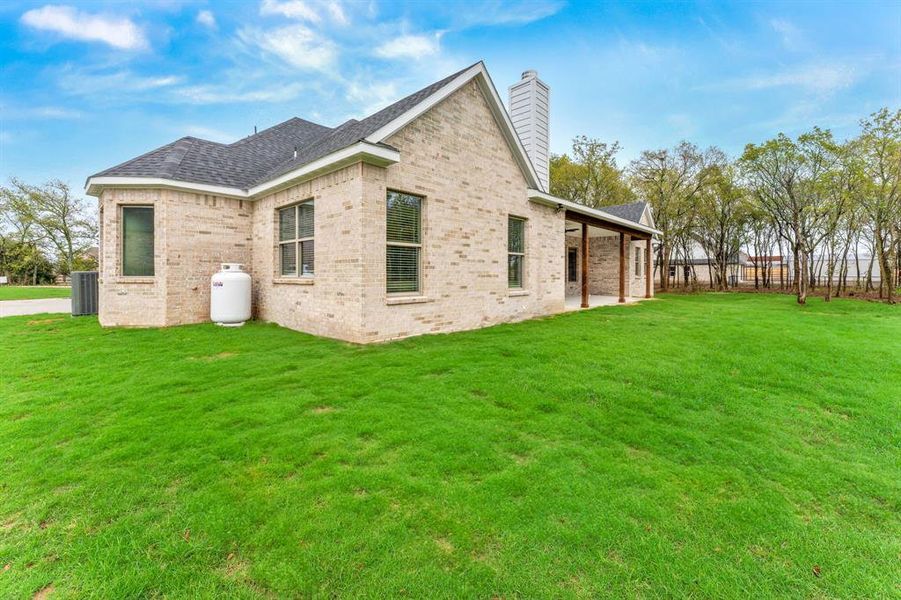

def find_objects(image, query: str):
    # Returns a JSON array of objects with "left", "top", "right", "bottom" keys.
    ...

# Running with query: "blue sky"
[{"left": 1, "top": 0, "right": 899, "bottom": 190}]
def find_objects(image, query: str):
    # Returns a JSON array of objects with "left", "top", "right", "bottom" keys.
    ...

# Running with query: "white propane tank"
[{"left": 211, "top": 263, "right": 251, "bottom": 327}]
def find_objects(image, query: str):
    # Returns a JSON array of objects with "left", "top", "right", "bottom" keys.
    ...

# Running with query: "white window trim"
[
  {"left": 386, "top": 191, "right": 423, "bottom": 296},
  {"left": 278, "top": 200, "right": 314, "bottom": 278},
  {"left": 508, "top": 216, "right": 526, "bottom": 289}
]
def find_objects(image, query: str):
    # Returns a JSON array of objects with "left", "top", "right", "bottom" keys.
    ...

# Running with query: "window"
[
  {"left": 278, "top": 201, "right": 314, "bottom": 277},
  {"left": 508, "top": 216, "right": 525, "bottom": 288},
  {"left": 122, "top": 206, "right": 154, "bottom": 276},
  {"left": 386, "top": 191, "right": 422, "bottom": 293},
  {"left": 635, "top": 247, "right": 642, "bottom": 277},
  {"left": 567, "top": 248, "right": 578, "bottom": 282}
]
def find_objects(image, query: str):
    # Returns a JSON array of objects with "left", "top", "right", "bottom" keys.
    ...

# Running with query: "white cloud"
[
  {"left": 346, "top": 80, "right": 398, "bottom": 115},
  {"left": 238, "top": 25, "right": 336, "bottom": 70},
  {"left": 770, "top": 18, "right": 805, "bottom": 51},
  {"left": 734, "top": 65, "right": 856, "bottom": 94},
  {"left": 260, "top": 0, "right": 320, "bottom": 22},
  {"left": 196, "top": 10, "right": 217, "bottom": 30},
  {"left": 20, "top": 5, "right": 148, "bottom": 50},
  {"left": 3, "top": 105, "right": 84, "bottom": 119},
  {"left": 375, "top": 33, "right": 442, "bottom": 60},
  {"left": 452, "top": 0, "right": 563, "bottom": 27},
  {"left": 173, "top": 82, "right": 310, "bottom": 104},
  {"left": 259, "top": 0, "right": 350, "bottom": 24},
  {"left": 56, "top": 68, "right": 184, "bottom": 97},
  {"left": 324, "top": 1, "right": 348, "bottom": 25}
]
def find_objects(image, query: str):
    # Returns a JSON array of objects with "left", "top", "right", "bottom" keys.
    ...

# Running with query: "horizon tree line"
[{"left": 550, "top": 107, "right": 901, "bottom": 304}]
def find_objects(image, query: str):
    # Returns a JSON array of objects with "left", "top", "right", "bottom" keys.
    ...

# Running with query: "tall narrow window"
[
  {"left": 278, "top": 200, "right": 314, "bottom": 277},
  {"left": 508, "top": 216, "right": 525, "bottom": 288},
  {"left": 386, "top": 191, "right": 422, "bottom": 293},
  {"left": 635, "top": 247, "right": 642, "bottom": 277},
  {"left": 122, "top": 206, "right": 154, "bottom": 276},
  {"left": 567, "top": 248, "right": 578, "bottom": 282}
]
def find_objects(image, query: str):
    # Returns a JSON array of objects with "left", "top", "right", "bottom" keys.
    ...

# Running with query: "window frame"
[
  {"left": 567, "top": 247, "right": 578, "bottom": 283},
  {"left": 386, "top": 190, "right": 423, "bottom": 295},
  {"left": 635, "top": 247, "right": 642, "bottom": 277},
  {"left": 507, "top": 215, "right": 526, "bottom": 289},
  {"left": 277, "top": 199, "right": 315, "bottom": 278},
  {"left": 120, "top": 204, "right": 155, "bottom": 277}
]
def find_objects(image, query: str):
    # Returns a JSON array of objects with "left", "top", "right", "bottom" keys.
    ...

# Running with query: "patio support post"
[
  {"left": 646, "top": 237, "right": 653, "bottom": 298},
  {"left": 619, "top": 232, "right": 626, "bottom": 303},
  {"left": 580, "top": 222, "right": 589, "bottom": 308}
]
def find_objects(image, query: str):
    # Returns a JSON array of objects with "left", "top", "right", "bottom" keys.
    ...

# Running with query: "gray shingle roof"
[
  {"left": 598, "top": 201, "right": 648, "bottom": 224},
  {"left": 90, "top": 63, "right": 477, "bottom": 191}
]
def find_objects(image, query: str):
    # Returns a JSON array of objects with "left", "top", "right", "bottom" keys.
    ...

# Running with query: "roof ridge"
[
  {"left": 231, "top": 116, "right": 331, "bottom": 147},
  {"left": 160, "top": 137, "right": 197, "bottom": 178}
]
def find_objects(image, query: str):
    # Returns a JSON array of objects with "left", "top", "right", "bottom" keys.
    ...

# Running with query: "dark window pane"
[
  {"left": 508, "top": 217, "right": 524, "bottom": 253},
  {"left": 387, "top": 245, "right": 419, "bottom": 293},
  {"left": 568, "top": 248, "right": 577, "bottom": 282},
  {"left": 387, "top": 191, "right": 421, "bottom": 244},
  {"left": 122, "top": 206, "right": 154, "bottom": 276},
  {"left": 298, "top": 202, "right": 314, "bottom": 239},
  {"left": 508, "top": 254, "right": 523, "bottom": 288},
  {"left": 280, "top": 243, "right": 297, "bottom": 276},
  {"left": 300, "top": 240, "right": 314, "bottom": 276},
  {"left": 279, "top": 206, "right": 296, "bottom": 241}
]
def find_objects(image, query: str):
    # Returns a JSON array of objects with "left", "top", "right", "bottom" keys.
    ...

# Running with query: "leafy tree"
[
  {"left": 857, "top": 108, "right": 901, "bottom": 303},
  {"left": 549, "top": 136, "right": 635, "bottom": 208},
  {"left": 0, "top": 179, "right": 97, "bottom": 276},
  {"left": 739, "top": 129, "right": 840, "bottom": 304},
  {"left": 629, "top": 142, "right": 720, "bottom": 291},
  {"left": 0, "top": 235, "right": 55, "bottom": 284},
  {"left": 693, "top": 163, "right": 750, "bottom": 291}
]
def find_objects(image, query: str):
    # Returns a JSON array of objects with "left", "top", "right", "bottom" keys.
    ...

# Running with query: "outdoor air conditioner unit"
[{"left": 71, "top": 271, "right": 99, "bottom": 316}]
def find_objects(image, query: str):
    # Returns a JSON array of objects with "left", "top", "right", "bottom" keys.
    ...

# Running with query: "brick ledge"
[
  {"left": 386, "top": 295, "right": 430, "bottom": 306},
  {"left": 273, "top": 278, "right": 314, "bottom": 286}
]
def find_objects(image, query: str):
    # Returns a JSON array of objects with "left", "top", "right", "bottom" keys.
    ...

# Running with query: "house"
[{"left": 85, "top": 62, "right": 659, "bottom": 343}]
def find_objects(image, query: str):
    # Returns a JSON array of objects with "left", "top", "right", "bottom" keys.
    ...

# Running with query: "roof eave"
[
  {"left": 528, "top": 189, "right": 663, "bottom": 237},
  {"left": 85, "top": 141, "right": 400, "bottom": 200}
]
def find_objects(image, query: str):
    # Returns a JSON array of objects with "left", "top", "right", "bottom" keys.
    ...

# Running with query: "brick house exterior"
[{"left": 88, "top": 62, "right": 659, "bottom": 343}]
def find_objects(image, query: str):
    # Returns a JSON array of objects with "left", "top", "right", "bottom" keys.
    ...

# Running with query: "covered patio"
[
  {"left": 529, "top": 190, "right": 660, "bottom": 310},
  {"left": 563, "top": 207, "right": 657, "bottom": 309}
]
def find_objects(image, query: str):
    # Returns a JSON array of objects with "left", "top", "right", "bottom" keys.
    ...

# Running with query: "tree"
[
  {"left": 738, "top": 129, "right": 840, "bottom": 304},
  {"left": 0, "top": 235, "right": 55, "bottom": 284},
  {"left": 0, "top": 179, "right": 98, "bottom": 276},
  {"left": 693, "top": 163, "right": 750, "bottom": 291},
  {"left": 630, "top": 142, "right": 720, "bottom": 291},
  {"left": 549, "top": 136, "right": 635, "bottom": 208},
  {"left": 857, "top": 108, "right": 901, "bottom": 303}
]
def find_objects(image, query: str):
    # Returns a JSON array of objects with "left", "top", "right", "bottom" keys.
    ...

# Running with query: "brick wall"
[
  {"left": 563, "top": 232, "right": 650, "bottom": 299},
  {"left": 354, "top": 80, "right": 565, "bottom": 342},
  {"left": 251, "top": 164, "right": 368, "bottom": 341},
  {"left": 97, "top": 189, "right": 252, "bottom": 327}
]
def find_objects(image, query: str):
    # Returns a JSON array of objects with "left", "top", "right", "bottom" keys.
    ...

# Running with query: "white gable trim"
[
  {"left": 86, "top": 142, "right": 399, "bottom": 199},
  {"left": 363, "top": 62, "right": 544, "bottom": 192},
  {"left": 640, "top": 203, "right": 656, "bottom": 229}
]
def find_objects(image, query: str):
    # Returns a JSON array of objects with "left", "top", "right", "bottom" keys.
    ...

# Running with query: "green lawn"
[
  {"left": 1, "top": 294, "right": 898, "bottom": 598},
  {"left": 0, "top": 286, "right": 70, "bottom": 301}
]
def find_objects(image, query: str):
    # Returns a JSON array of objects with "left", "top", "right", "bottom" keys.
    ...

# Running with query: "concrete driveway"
[{"left": 0, "top": 298, "right": 72, "bottom": 317}]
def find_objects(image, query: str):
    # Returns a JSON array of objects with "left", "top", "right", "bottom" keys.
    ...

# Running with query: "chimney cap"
[{"left": 521, "top": 69, "right": 538, "bottom": 80}]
